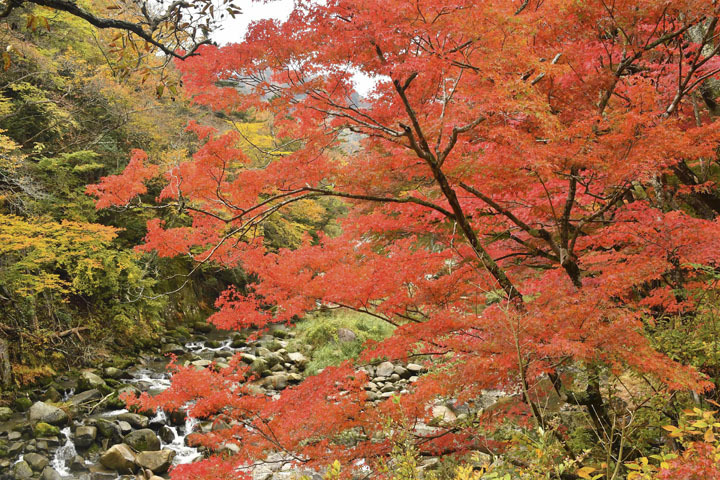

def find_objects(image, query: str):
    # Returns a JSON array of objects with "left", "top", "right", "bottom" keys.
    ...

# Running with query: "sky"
[
  {"left": 211, "top": 0, "right": 379, "bottom": 96},
  {"left": 212, "top": 0, "right": 295, "bottom": 46}
]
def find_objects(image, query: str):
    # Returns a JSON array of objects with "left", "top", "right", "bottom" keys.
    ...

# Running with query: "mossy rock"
[
  {"left": 33, "top": 422, "right": 60, "bottom": 437},
  {"left": 13, "top": 397, "right": 32, "bottom": 412}
]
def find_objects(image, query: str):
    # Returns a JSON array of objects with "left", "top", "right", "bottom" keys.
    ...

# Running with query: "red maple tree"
[{"left": 89, "top": 0, "right": 720, "bottom": 477}]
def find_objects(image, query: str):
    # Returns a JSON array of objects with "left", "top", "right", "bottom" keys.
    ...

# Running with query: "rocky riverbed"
[{"left": 0, "top": 322, "right": 436, "bottom": 480}]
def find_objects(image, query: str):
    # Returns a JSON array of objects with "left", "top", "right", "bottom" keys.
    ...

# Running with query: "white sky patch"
[{"left": 211, "top": 0, "right": 379, "bottom": 96}]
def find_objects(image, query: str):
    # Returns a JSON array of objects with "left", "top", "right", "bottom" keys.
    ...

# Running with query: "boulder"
[
  {"left": 99, "top": 443, "right": 137, "bottom": 473},
  {"left": 43, "top": 387, "right": 62, "bottom": 403},
  {"left": 159, "top": 426, "right": 175, "bottom": 444},
  {"left": 13, "top": 396, "right": 32, "bottom": 412},
  {"left": 74, "top": 425, "right": 97, "bottom": 448},
  {"left": 406, "top": 363, "right": 424, "bottom": 374},
  {"left": 13, "top": 460, "right": 33, "bottom": 479},
  {"left": 124, "top": 429, "right": 160, "bottom": 451},
  {"left": 41, "top": 466, "right": 62, "bottom": 480},
  {"left": 24, "top": 452, "right": 50, "bottom": 471},
  {"left": 68, "top": 389, "right": 102, "bottom": 407},
  {"left": 95, "top": 419, "right": 122, "bottom": 443},
  {"left": 135, "top": 449, "right": 176, "bottom": 473},
  {"left": 77, "top": 371, "right": 106, "bottom": 392},
  {"left": 103, "top": 367, "right": 124, "bottom": 379},
  {"left": 28, "top": 402, "right": 68, "bottom": 426},
  {"left": 336, "top": 328, "right": 358, "bottom": 342},
  {"left": 161, "top": 344, "right": 185, "bottom": 355},
  {"left": 375, "top": 361, "right": 395, "bottom": 378},
  {"left": 0, "top": 406, "right": 12, "bottom": 421},
  {"left": 70, "top": 454, "right": 86, "bottom": 472},
  {"left": 116, "top": 413, "right": 149, "bottom": 429},
  {"left": 287, "top": 352, "right": 308, "bottom": 368},
  {"left": 261, "top": 374, "right": 289, "bottom": 390},
  {"left": 193, "top": 322, "right": 212, "bottom": 333}
]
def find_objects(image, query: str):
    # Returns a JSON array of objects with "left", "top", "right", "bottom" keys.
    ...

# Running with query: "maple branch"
[{"left": 3, "top": 0, "right": 212, "bottom": 59}]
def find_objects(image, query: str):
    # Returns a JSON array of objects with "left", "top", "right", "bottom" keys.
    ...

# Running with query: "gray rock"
[
  {"left": 41, "top": 466, "right": 62, "bottom": 480},
  {"left": 8, "top": 430, "right": 22, "bottom": 441},
  {"left": 74, "top": 425, "right": 97, "bottom": 448},
  {"left": 0, "top": 406, "right": 12, "bottom": 421},
  {"left": 24, "top": 452, "right": 50, "bottom": 471},
  {"left": 95, "top": 419, "right": 122, "bottom": 443},
  {"left": 375, "top": 361, "right": 395, "bottom": 377},
  {"left": 103, "top": 367, "right": 123, "bottom": 379},
  {"left": 8, "top": 441, "right": 24, "bottom": 455},
  {"left": 117, "top": 421, "right": 132, "bottom": 434},
  {"left": 336, "top": 328, "right": 357, "bottom": 342},
  {"left": 135, "top": 449, "right": 175, "bottom": 473},
  {"left": 394, "top": 365, "right": 410, "bottom": 378},
  {"left": 99, "top": 443, "right": 137, "bottom": 473},
  {"left": 68, "top": 389, "right": 102, "bottom": 407},
  {"left": 123, "top": 429, "right": 160, "bottom": 451},
  {"left": 13, "top": 460, "right": 33, "bottom": 479},
  {"left": 77, "top": 371, "right": 106, "bottom": 392},
  {"left": 159, "top": 426, "right": 175, "bottom": 444},
  {"left": 261, "top": 374, "right": 288, "bottom": 390},
  {"left": 406, "top": 363, "right": 424, "bottom": 373},
  {"left": 116, "top": 413, "right": 149, "bottom": 429},
  {"left": 70, "top": 455, "right": 86, "bottom": 472},
  {"left": 161, "top": 343, "right": 185, "bottom": 355},
  {"left": 287, "top": 352, "right": 308, "bottom": 368},
  {"left": 28, "top": 402, "right": 68, "bottom": 426}
]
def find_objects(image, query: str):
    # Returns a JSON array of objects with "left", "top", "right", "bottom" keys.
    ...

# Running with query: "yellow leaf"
[
  {"left": 577, "top": 467, "right": 596, "bottom": 479},
  {"left": 705, "top": 428, "right": 715, "bottom": 443}
]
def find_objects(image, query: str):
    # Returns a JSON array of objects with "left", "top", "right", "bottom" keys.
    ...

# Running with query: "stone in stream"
[
  {"left": 123, "top": 428, "right": 160, "bottom": 451},
  {"left": 375, "top": 361, "right": 395, "bottom": 378},
  {"left": 24, "top": 452, "right": 50, "bottom": 471},
  {"left": 8, "top": 430, "right": 22, "bottom": 440},
  {"left": 77, "top": 371, "right": 106, "bottom": 392},
  {"left": 262, "top": 374, "right": 289, "bottom": 390},
  {"left": 287, "top": 352, "right": 308, "bottom": 368},
  {"left": 94, "top": 419, "right": 122, "bottom": 445},
  {"left": 161, "top": 343, "right": 185, "bottom": 355},
  {"left": 74, "top": 425, "right": 97, "bottom": 448},
  {"left": 103, "top": 367, "right": 124, "bottom": 379},
  {"left": 70, "top": 454, "right": 87, "bottom": 472},
  {"left": 33, "top": 422, "right": 60, "bottom": 438},
  {"left": 68, "top": 389, "right": 102, "bottom": 407},
  {"left": 28, "top": 401, "right": 68, "bottom": 426},
  {"left": 41, "top": 466, "right": 63, "bottom": 480},
  {"left": 135, "top": 449, "right": 176, "bottom": 473},
  {"left": 193, "top": 321, "right": 212, "bottom": 333},
  {"left": 0, "top": 406, "right": 12, "bottom": 421},
  {"left": 159, "top": 425, "right": 175, "bottom": 444},
  {"left": 99, "top": 443, "right": 137, "bottom": 473},
  {"left": 117, "top": 421, "right": 132, "bottom": 435},
  {"left": 117, "top": 412, "right": 149, "bottom": 429},
  {"left": 8, "top": 441, "right": 24, "bottom": 456},
  {"left": 13, "top": 460, "right": 33, "bottom": 479},
  {"left": 43, "top": 387, "right": 62, "bottom": 403}
]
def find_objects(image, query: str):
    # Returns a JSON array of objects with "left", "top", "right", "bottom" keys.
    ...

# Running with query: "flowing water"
[{"left": 44, "top": 333, "right": 247, "bottom": 479}]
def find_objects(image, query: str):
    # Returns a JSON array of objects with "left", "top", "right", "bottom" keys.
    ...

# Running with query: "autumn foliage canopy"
[{"left": 89, "top": 0, "right": 720, "bottom": 477}]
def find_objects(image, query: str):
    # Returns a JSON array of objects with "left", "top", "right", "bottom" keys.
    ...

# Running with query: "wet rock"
[
  {"left": 70, "top": 454, "right": 87, "bottom": 471},
  {"left": 168, "top": 409, "right": 186, "bottom": 425},
  {"left": 375, "top": 361, "right": 395, "bottom": 378},
  {"left": 24, "top": 452, "right": 50, "bottom": 471},
  {"left": 336, "top": 328, "right": 357, "bottom": 342},
  {"left": 99, "top": 443, "right": 137, "bottom": 473},
  {"left": 8, "top": 430, "right": 22, "bottom": 441},
  {"left": 123, "top": 429, "right": 160, "bottom": 451},
  {"left": 117, "top": 413, "right": 149, "bottom": 429},
  {"left": 0, "top": 407, "right": 12, "bottom": 421},
  {"left": 78, "top": 372, "right": 106, "bottom": 392},
  {"left": 90, "top": 472, "right": 118, "bottom": 480},
  {"left": 135, "top": 449, "right": 175, "bottom": 473},
  {"left": 75, "top": 425, "right": 97, "bottom": 448},
  {"left": 250, "top": 358, "right": 269, "bottom": 376},
  {"left": 41, "top": 466, "right": 62, "bottom": 480},
  {"left": 13, "top": 460, "right": 33, "bottom": 479},
  {"left": 94, "top": 419, "right": 122, "bottom": 445},
  {"left": 159, "top": 426, "right": 175, "bottom": 444},
  {"left": 28, "top": 402, "right": 68, "bottom": 426}
]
